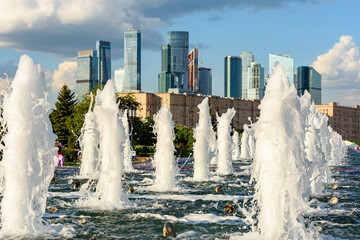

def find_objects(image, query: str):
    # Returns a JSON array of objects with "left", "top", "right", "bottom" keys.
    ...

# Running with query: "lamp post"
[{"left": 128, "top": 107, "right": 136, "bottom": 146}]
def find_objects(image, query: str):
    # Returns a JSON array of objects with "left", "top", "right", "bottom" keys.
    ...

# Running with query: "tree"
[
  {"left": 49, "top": 85, "right": 77, "bottom": 147},
  {"left": 132, "top": 117, "right": 156, "bottom": 146},
  {"left": 117, "top": 93, "right": 141, "bottom": 111},
  {"left": 174, "top": 125, "right": 195, "bottom": 157}
]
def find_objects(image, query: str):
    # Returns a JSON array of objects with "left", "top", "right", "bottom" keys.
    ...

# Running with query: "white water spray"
[
  {"left": 232, "top": 131, "right": 241, "bottom": 160},
  {"left": 122, "top": 109, "right": 135, "bottom": 172},
  {"left": 216, "top": 108, "right": 236, "bottom": 175},
  {"left": 152, "top": 104, "right": 177, "bottom": 192},
  {"left": 79, "top": 80, "right": 127, "bottom": 209},
  {"left": 0, "top": 55, "right": 55, "bottom": 236},
  {"left": 193, "top": 97, "right": 216, "bottom": 181},
  {"left": 247, "top": 65, "right": 311, "bottom": 239},
  {"left": 79, "top": 94, "right": 99, "bottom": 179}
]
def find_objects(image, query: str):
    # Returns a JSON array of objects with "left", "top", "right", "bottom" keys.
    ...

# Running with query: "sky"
[{"left": 0, "top": 0, "right": 359, "bottom": 107}]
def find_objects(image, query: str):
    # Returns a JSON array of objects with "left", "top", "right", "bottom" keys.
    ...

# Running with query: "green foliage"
[
  {"left": 134, "top": 145, "right": 155, "bottom": 156},
  {"left": 62, "top": 147, "right": 78, "bottom": 163},
  {"left": 49, "top": 85, "right": 77, "bottom": 146},
  {"left": 132, "top": 117, "right": 156, "bottom": 146},
  {"left": 347, "top": 139, "right": 360, "bottom": 146},
  {"left": 174, "top": 125, "right": 194, "bottom": 157},
  {"left": 117, "top": 93, "right": 141, "bottom": 111}
]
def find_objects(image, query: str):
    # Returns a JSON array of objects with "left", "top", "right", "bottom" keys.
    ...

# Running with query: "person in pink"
[
  {"left": 58, "top": 151, "right": 65, "bottom": 166},
  {"left": 53, "top": 154, "right": 59, "bottom": 166}
]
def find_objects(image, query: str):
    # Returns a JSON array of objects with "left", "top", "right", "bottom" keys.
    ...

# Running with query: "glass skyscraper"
[
  {"left": 240, "top": 50, "right": 254, "bottom": 99},
  {"left": 247, "top": 62, "right": 265, "bottom": 100},
  {"left": 198, "top": 67, "right": 212, "bottom": 95},
  {"left": 124, "top": 29, "right": 141, "bottom": 92},
  {"left": 188, "top": 47, "right": 199, "bottom": 91},
  {"left": 158, "top": 44, "right": 176, "bottom": 93},
  {"left": 76, "top": 50, "right": 97, "bottom": 99},
  {"left": 167, "top": 31, "right": 189, "bottom": 89},
  {"left": 114, "top": 67, "right": 125, "bottom": 92},
  {"left": 224, "top": 56, "right": 242, "bottom": 98},
  {"left": 297, "top": 66, "right": 322, "bottom": 104},
  {"left": 96, "top": 40, "right": 111, "bottom": 86},
  {"left": 269, "top": 53, "right": 294, "bottom": 84}
]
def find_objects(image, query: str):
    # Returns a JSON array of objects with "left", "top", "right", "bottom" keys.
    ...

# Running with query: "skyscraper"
[
  {"left": 167, "top": 31, "right": 189, "bottom": 89},
  {"left": 75, "top": 50, "right": 97, "bottom": 99},
  {"left": 246, "top": 62, "right": 265, "bottom": 100},
  {"left": 188, "top": 47, "right": 199, "bottom": 91},
  {"left": 297, "top": 66, "right": 322, "bottom": 104},
  {"left": 114, "top": 67, "right": 125, "bottom": 92},
  {"left": 269, "top": 53, "right": 294, "bottom": 84},
  {"left": 198, "top": 67, "right": 212, "bottom": 95},
  {"left": 124, "top": 29, "right": 141, "bottom": 91},
  {"left": 158, "top": 44, "right": 176, "bottom": 93},
  {"left": 96, "top": 40, "right": 111, "bottom": 86},
  {"left": 224, "top": 56, "right": 242, "bottom": 98},
  {"left": 240, "top": 50, "right": 255, "bottom": 98}
]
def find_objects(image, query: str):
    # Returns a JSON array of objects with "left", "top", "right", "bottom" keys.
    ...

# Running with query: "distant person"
[{"left": 58, "top": 151, "right": 65, "bottom": 166}]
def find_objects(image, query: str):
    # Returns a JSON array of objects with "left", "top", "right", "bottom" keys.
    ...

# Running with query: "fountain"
[
  {"left": 193, "top": 97, "right": 216, "bottom": 181},
  {"left": 0, "top": 55, "right": 55, "bottom": 236},
  {"left": 245, "top": 64, "right": 312, "bottom": 239},
  {"left": 122, "top": 109, "right": 135, "bottom": 172},
  {"left": 216, "top": 108, "right": 236, "bottom": 175},
  {"left": 79, "top": 80, "right": 127, "bottom": 209},
  {"left": 328, "top": 127, "right": 346, "bottom": 165},
  {"left": 232, "top": 131, "right": 240, "bottom": 160},
  {"left": 79, "top": 94, "right": 100, "bottom": 179},
  {"left": 240, "top": 123, "right": 255, "bottom": 160},
  {"left": 151, "top": 104, "right": 177, "bottom": 191}
]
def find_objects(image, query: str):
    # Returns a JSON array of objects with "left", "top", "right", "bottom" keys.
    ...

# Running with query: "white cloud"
[
  {"left": 51, "top": 61, "right": 77, "bottom": 92},
  {"left": 312, "top": 35, "right": 360, "bottom": 88}
]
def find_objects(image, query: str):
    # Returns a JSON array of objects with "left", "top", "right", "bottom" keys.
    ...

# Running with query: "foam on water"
[
  {"left": 151, "top": 104, "right": 177, "bottom": 191},
  {"left": 79, "top": 94, "right": 99, "bottom": 179},
  {"left": 0, "top": 55, "right": 56, "bottom": 236},
  {"left": 122, "top": 109, "right": 135, "bottom": 172},
  {"left": 193, "top": 97, "right": 216, "bottom": 181},
  {"left": 216, "top": 108, "right": 236, "bottom": 175},
  {"left": 78, "top": 80, "right": 127, "bottom": 210}
]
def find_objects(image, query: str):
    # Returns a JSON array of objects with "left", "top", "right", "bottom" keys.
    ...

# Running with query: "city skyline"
[{"left": 0, "top": 0, "right": 359, "bottom": 106}]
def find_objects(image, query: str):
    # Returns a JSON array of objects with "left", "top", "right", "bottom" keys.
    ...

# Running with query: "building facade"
[
  {"left": 76, "top": 50, "right": 97, "bottom": 99},
  {"left": 240, "top": 51, "right": 255, "bottom": 99},
  {"left": 224, "top": 56, "right": 242, "bottom": 98},
  {"left": 269, "top": 53, "right": 294, "bottom": 84},
  {"left": 198, "top": 67, "right": 212, "bottom": 95},
  {"left": 188, "top": 47, "right": 199, "bottom": 91},
  {"left": 124, "top": 29, "right": 141, "bottom": 92},
  {"left": 96, "top": 40, "right": 111, "bottom": 86},
  {"left": 297, "top": 66, "right": 321, "bottom": 104},
  {"left": 246, "top": 62, "right": 265, "bottom": 100},
  {"left": 316, "top": 102, "right": 360, "bottom": 140},
  {"left": 118, "top": 91, "right": 260, "bottom": 130}
]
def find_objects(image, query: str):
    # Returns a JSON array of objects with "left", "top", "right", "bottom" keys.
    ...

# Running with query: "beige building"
[
  {"left": 316, "top": 102, "right": 360, "bottom": 140},
  {"left": 118, "top": 91, "right": 260, "bottom": 130}
]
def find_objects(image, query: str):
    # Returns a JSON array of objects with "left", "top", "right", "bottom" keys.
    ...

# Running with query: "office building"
[
  {"left": 96, "top": 40, "right": 111, "bottom": 86},
  {"left": 114, "top": 68, "right": 125, "bottom": 92},
  {"left": 224, "top": 56, "right": 242, "bottom": 98},
  {"left": 247, "top": 62, "right": 265, "bottom": 100},
  {"left": 124, "top": 29, "right": 141, "bottom": 91},
  {"left": 76, "top": 50, "right": 97, "bottom": 99},
  {"left": 240, "top": 51, "right": 255, "bottom": 98},
  {"left": 159, "top": 44, "right": 176, "bottom": 93},
  {"left": 188, "top": 47, "right": 199, "bottom": 91},
  {"left": 198, "top": 67, "right": 212, "bottom": 95},
  {"left": 297, "top": 66, "right": 321, "bottom": 104},
  {"left": 167, "top": 31, "right": 189, "bottom": 89},
  {"left": 269, "top": 53, "right": 294, "bottom": 84}
]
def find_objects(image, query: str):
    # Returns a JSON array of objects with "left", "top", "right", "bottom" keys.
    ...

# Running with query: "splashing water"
[
  {"left": 79, "top": 80, "right": 127, "bottom": 209},
  {"left": 245, "top": 64, "right": 312, "bottom": 239},
  {"left": 79, "top": 94, "right": 100, "bottom": 179},
  {"left": 122, "top": 109, "right": 135, "bottom": 172},
  {"left": 328, "top": 126, "right": 346, "bottom": 165},
  {"left": 193, "top": 97, "right": 216, "bottom": 181},
  {"left": 240, "top": 123, "right": 255, "bottom": 160},
  {"left": 151, "top": 104, "right": 177, "bottom": 191},
  {"left": 0, "top": 55, "right": 56, "bottom": 236},
  {"left": 216, "top": 108, "right": 236, "bottom": 175},
  {"left": 232, "top": 131, "right": 240, "bottom": 160}
]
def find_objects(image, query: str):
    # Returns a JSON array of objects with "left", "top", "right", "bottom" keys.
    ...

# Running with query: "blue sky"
[{"left": 0, "top": 0, "right": 359, "bottom": 106}]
